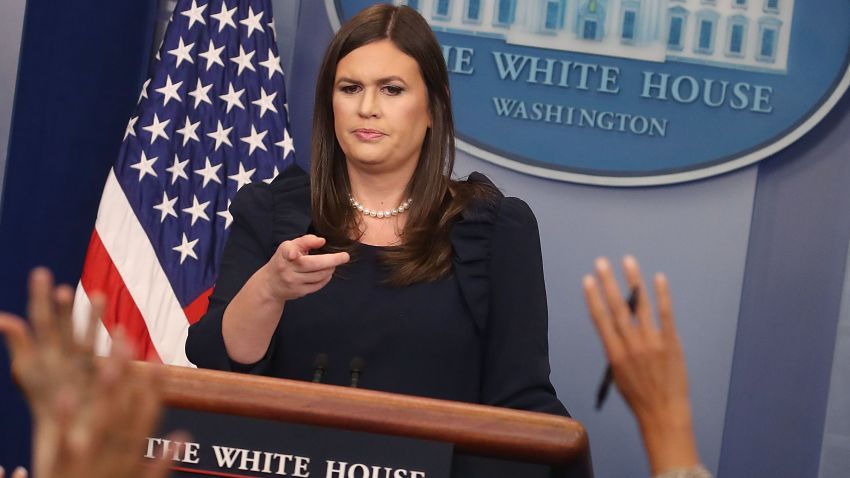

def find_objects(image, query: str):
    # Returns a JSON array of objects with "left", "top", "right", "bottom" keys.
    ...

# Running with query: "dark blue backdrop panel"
[
  {"left": 287, "top": 0, "right": 332, "bottom": 173},
  {"left": 0, "top": 0, "right": 157, "bottom": 470},
  {"left": 719, "top": 92, "right": 850, "bottom": 477}
]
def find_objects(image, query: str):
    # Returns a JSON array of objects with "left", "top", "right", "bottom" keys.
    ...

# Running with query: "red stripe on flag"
[
  {"left": 79, "top": 230, "right": 162, "bottom": 362},
  {"left": 184, "top": 287, "right": 212, "bottom": 325}
]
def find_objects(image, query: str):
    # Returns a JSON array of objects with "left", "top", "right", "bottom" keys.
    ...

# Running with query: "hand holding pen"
[{"left": 582, "top": 256, "right": 701, "bottom": 476}]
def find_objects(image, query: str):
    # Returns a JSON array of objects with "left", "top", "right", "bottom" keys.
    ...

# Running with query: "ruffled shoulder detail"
[
  {"left": 451, "top": 171, "right": 502, "bottom": 333},
  {"left": 269, "top": 164, "right": 312, "bottom": 244}
]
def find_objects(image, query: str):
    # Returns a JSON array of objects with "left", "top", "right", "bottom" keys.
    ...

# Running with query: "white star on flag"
[
  {"left": 198, "top": 39, "right": 224, "bottom": 71},
  {"left": 206, "top": 120, "right": 233, "bottom": 150},
  {"left": 173, "top": 233, "right": 199, "bottom": 264},
  {"left": 252, "top": 87, "right": 278, "bottom": 119},
  {"left": 259, "top": 49, "right": 283, "bottom": 79},
  {"left": 155, "top": 75, "right": 183, "bottom": 106},
  {"left": 217, "top": 199, "right": 233, "bottom": 228},
  {"left": 211, "top": 2, "right": 237, "bottom": 32},
  {"left": 124, "top": 116, "right": 138, "bottom": 140},
  {"left": 275, "top": 128, "right": 295, "bottom": 159},
  {"left": 138, "top": 78, "right": 151, "bottom": 103},
  {"left": 228, "top": 162, "right": 256, "bottom": 191},
  {"left": 263, "top": 165, "right": 279, "bottom": 184},
  {"left": 130, "top": 150, "right": 159, "bottom": 181},
  {"left": 240, "top": 6, "right": 264, "bottom": 37},
  {"left": 166, "top": 154, "right": 190, "bottom": 184},
  {"left": 188, "top": 78, "right": 213, "bottom": 108},
  {"left": 194, "top": 157, "right": 223, "bottom": 187},
  {"left": 142, "top": 113, "right": 170, "bottom": 144},
  {"left": 182, "top": 194, "right": 211, "bottom": 226},
  {"left": 176, "top": 117, "right": 200, "bottom": 146},
  {"left": 167, "top": 37, "right": 195, "bottom": 68},
  {"left": 230, "top": 46, "right": 256, "bottom": 76},
  {"left": 181, "top": 0, "right": 207, "bottom": 29},
  {"left": 240, "top": 125, "right": 268, "bottom": 155},
  {"left": 153, "top": 191, "right": 179, "bottom": 222},
  {"left": 219, "top": 83, "right": 245, "bottom": 113}
]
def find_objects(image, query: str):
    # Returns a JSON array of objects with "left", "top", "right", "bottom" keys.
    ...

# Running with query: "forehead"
[{"left": 335, "top": 39, "right": 422, "bottom": 81}]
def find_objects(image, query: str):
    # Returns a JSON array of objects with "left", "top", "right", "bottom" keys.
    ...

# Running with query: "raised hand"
[
  {"left": 0, "top": 268, "right": 173, "bottom": 478},
  {"left": 582, "top": 256, "right": 700, "bottom": 475}
]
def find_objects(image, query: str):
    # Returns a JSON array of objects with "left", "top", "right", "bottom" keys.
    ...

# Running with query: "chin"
[
  {"left": 346, "top": 155, "right": 388, "bottom": 168},
  {"left": 345, "top": 148, "right": 387, "bottom": 163}
]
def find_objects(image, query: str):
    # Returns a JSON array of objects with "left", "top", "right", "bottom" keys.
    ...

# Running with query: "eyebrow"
[{"left": 336, "top": 76, "right": 408, "bottom": 85}]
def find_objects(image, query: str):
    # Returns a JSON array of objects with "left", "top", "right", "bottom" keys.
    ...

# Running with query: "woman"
[{"left": 186, "top": 4, "right": 567, "bottom": 416}]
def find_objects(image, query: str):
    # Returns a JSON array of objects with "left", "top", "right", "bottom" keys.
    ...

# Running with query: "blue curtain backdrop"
[{"left": 0, "top": 0, "right": 157, "bottom": 469}]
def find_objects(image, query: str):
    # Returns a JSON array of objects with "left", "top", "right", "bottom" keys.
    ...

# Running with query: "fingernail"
[
  {"left": 595, "top": 257, "right": 608, "bottom": 270},
  {"left": 15, "top": 466, "right": 28, "bottom": 477}
]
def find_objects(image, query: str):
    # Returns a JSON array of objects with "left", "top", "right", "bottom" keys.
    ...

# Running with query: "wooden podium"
[{"left": 147, "top": 363, "right": 592, "bottom": 478}]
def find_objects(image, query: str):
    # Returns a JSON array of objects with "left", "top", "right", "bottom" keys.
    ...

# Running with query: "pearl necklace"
[{"left": 348, "top": 195, "right": 412, "bottom": 219}]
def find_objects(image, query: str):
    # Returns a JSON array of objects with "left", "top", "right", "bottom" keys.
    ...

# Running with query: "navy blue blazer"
[{"left": 186, "top": 165, "right": 568, "bottom": 417}]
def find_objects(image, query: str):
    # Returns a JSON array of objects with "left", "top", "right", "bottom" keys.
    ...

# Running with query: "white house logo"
[{"left": 327, "top": 0, "right": 850, "bottom": 186}]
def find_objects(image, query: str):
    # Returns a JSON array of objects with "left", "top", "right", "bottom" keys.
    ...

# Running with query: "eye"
[
  {"left": 382, "top": 85, "right": 404, "bottom": 96},
  {"left": 338, "top": 84, "right": 361, "bottom": 94}
]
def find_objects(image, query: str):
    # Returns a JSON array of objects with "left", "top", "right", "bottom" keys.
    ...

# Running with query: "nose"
[{"left": 357, "top": 88, "right": 380, "bottom": 118}]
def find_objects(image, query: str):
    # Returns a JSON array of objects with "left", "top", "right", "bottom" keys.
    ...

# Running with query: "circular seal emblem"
[{"left": 327, "top": 0, "right": 850, "bottom": 186}]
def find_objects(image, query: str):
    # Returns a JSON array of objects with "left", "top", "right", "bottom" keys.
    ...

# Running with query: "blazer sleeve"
[
  {"left": 185, "top": 181, "right": 277, "bottom": 373},
  {"left": 479, "top": 196, "right": 569, "bottom": 416}
]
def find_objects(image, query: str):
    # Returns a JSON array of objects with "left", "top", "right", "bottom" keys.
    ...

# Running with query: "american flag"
[{"left": 73, "top": 0, "right": 295, "bottom": 365}]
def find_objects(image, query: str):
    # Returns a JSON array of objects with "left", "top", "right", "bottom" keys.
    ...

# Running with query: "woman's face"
[{"left": 332, "top": 40, "right": 431, "bottom": 175}]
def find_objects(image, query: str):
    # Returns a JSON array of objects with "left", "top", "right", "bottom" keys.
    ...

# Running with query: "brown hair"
[{"left": 310, "top": 4, "right": 494, "bottom": 286}]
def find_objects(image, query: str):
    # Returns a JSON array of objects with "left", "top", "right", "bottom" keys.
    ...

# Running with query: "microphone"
[
  {"left": 349, "top": 356, "right": 366, "bottom": 388},
  {"left": 312, "top": 353, "right": 329, "bottom": 383}
]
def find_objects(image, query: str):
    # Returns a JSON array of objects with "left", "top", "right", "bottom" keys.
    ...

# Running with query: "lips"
[{"left": 353, "top": 128, "right": 386, "bottom": 141}]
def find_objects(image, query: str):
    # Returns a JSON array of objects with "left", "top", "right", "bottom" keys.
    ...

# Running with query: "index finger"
[
  {"left": 293, "top": 251, "right": 350, "bottom": 272},
  {"left": 582, "top": 275, "right": 624, "bottom": 361},
  {"left": 290, "top": 234, "right": 327, "bottom": 253},
  {"left": 595, "top": 256, "right": 632, "bottom": 317},
  {"left": 278, "top": 234, "right": 329, "bottom": 261}
]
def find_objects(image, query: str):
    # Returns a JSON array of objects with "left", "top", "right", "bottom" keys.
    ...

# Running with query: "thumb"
[{"left": 0, "top": 313, "right": 34, "bottom": 363}]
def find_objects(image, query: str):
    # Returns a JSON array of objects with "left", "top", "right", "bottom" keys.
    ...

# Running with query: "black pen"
[{"left": 595, "top": 287, "right": 638, "bottom": 410}]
